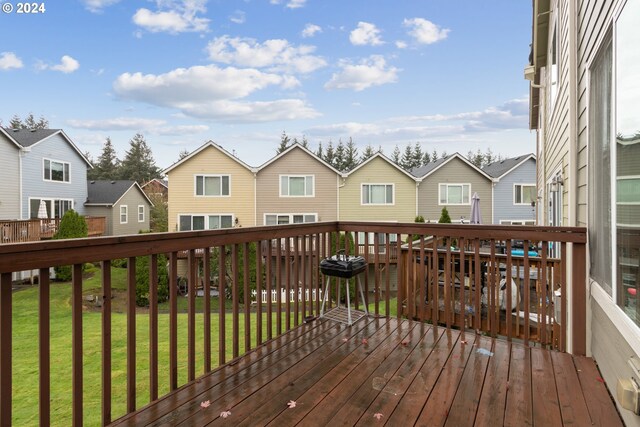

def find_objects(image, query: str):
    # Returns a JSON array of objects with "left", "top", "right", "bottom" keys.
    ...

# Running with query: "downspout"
[
  {"left": 338, "top": 174, "right": 346, "bottom": 220},
  {"left": 253, "top": 171, "right": 257, "bottom": 226},
  {"left": 415, "top": 180, "right": 421, "bottom": 218},
  {"left": 19, "top": 149, "right": 26, "bottom": 219}
]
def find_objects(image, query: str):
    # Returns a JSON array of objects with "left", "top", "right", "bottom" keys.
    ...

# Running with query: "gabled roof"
[
  {"left": 0, "top": 127, "right": 23, "bottom": 149},
  {"left": 85, "top": 180, "right": 153, "bottom": 207},
  {"left": 345, "top": 152, "right": 418, "bottom": 181},
  {"left": 482, "top": 154, "right": 536, "bottom": 180},
  {"left": 163, "top": 140, "right": 255, "bottom": 174},
  {"left": 141, "top": 178, "right": 168, "bottom": 190},
  {"left": 2, "top": 128, "right": 93, "bottom": 167},
  {"left": 257, "top": 143, "right": 341, "bottom": 175},
  {"left": 411, "top": 152, "right": 492, "bottom": 180}
]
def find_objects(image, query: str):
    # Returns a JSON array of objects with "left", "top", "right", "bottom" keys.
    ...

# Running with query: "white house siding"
[
  {"left": 21, "top": 133, "right": 89, "bottom": 218},
  {"left": 492, "top": 158, "right": 537, "bottom": 224},
  {"left": 417, "top": 158, "right": 492, "bottom": 224},
  {"left": 111, "top": 189, "right": 151, "bottom": 236},
  {"left": 256, "top": 148, "right": 339, "bottom": 225},
  {"left": 0, "top": 135, "right": 20, "bottom": 219}
]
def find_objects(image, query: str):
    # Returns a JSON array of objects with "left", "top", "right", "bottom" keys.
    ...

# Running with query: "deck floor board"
[{"left": 109, "top": 318, "right": 622, "bottom": 427}]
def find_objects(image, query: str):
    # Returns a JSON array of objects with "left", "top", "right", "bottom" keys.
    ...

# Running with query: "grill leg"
[
  {"left": 357, "top": 275, "right": 368, "bottom": 316},
  {"left": 320, "top": 276, "right": 331, "bottom": 318},
  {"left": 345, "top": 278, "right": 352, "bottom": 325}
]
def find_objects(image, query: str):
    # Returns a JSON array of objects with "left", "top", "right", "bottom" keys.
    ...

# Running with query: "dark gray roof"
[
  {"left": 86, "top": 180, "right": 137, "bottom": 205},
  {"left": 482, "top": 154, "right": 534, "bottom": 178},
  {"left": 3, "top": 128, "right": 60, "bottom": 147},
  {"left": 410, "top": 154, "right": 453, "bottom": 178}
]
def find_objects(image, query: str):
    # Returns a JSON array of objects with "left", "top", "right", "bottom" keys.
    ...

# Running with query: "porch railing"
[
  {"left": 0, "top": 216, "right": 106, "bottom": 243},
  {"left": 0, "top": 222, "right": 586, "bottom": 426}
]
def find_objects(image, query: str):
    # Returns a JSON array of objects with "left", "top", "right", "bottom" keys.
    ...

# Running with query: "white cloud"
[
  {"left": 301, "top": 23, "right": 322, "bottom": 38},
  {"left": 395, "top": 40, "right": 408, "bottom": 49},
  {"left": 270, "top": 0, "right": 306, "bottom": 8},
  {"left": 155, "top": 124, "right": 209, "bottom": 135},
  {"left": 67, "top": 117, "right": 166, "bottom": 130},
  {"left": 113, "top": 64, "right": 318, "bottom": 122},
  {"left": 206, "top": 36, "right": 326, "bottom": 74},
  {"left": 229, "top": 10, "right": 245, "bottom": 24},
  {"left": 324, "top": 55, "right": 399, "bottom": 91},
  {"left": 403, "top": 18, "right": 450, "bottom": 45},
  {"left": 133, "top": 0, "right": 210, "bottom": 34},
  {"left": 37, "top": 55, "right": 80, "bottom": 73},
  {"left": 81, "top": 0, "right": 121, "bottom": 13},
  {"left": 349, "top": 22, "right": 383, "bottom": 46},
  {"left": 0, "top": 52, "right": 23, "bottom": 70}
]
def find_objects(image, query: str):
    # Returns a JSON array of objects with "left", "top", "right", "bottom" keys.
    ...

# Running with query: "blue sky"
[{"left": 0, "top": 0, "right": 534, "bottom": 169}]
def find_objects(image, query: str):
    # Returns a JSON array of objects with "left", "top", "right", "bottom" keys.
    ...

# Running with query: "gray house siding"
[
  {"left": 21, "top": 133, "right": 88, "bottom": 218},
  {"left": 0, "top": 135, "right": 20, "bottom": 219},
  {"left": 111, "top": 189, "right": 151, "bottom": 236},
  {"left": 492, "top": 158, "right": 537, "bottom": 224}
]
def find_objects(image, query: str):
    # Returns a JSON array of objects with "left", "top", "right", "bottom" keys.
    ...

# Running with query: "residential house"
[
  {"left": 256, "top": 144, "right": 341, "bottom": 226},
  {"left": 2, "top": 128, "right": 92, "bottom": 219},
  {"left": 0, "top": 128, "right": 21, "bottom": 220},
  {"left": 85, "top": 180, "right": 152, "bottom": 236},
  {"left": 483, "top": 154, "right": 537, "bottom": 225},
  {"left": 412, "top": 153, "right": 493, "bottom": 224},
  {"left": 141, "top": 178, "right": 168, "bottom": 202},
  {"left": 163, "top": 141, "right": 256, "bottom": 232},
  {"left": 527, "top": 0, "right": 640, "bottom": 422}
]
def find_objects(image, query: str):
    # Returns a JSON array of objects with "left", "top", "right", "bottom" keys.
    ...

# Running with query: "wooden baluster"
[
  {"left": 101, "top": 261, "right": 112, "bottom": 425},
  {"left": 187, "top": 250, "right": 196, "bottom": 381},
  {"left": 276, "top": 238, "right": 282, "bottom": 334},
  {"left": 126, "top": 258, "right": 135, "bottom": 414},
  {"left": 243, "top": 242, "right": 251, "bottom": 353},
  {"left": 0, "top": 272, "right": 11, "bottom": 427},
  {"left": 256, "top": 241, "right": 263, "bottom": 345},
  {"left": 218, "top": 246, "right": 226, "bottom": 365},
  {"left": 293, "top": 236, "right": 300, "bottom": 327},
  {"left": 459, "top": 238, "right": 466, "bottom": 330},
  {"left": 265, "top": 240, "right": 272, "bottom": 340},
  {"left": 523, "top": 240, "right": 530, "bottom": 346},
  {"left": 203, "top": 248, "right": 211, "bottom": 373},
  {"left": 540, "top": 242, "right": 548, "bottom": 346},
  {"left": 396, "top": 235, "right": 403, "bottom": 319},
  {"left": 374, "top": 233, "right": 381, "bottom": 316},
  {"left": 474, "top": 238, "right": 481, "bottom": 331},
  {"left": 232, "top": 245, "right": 239, "bottom": 359},
  {"left": 418, "top": 236, "right": 425, "bottom": 321},
  {"left": 169, "top": 252, "right": 178, "bottom": 389},
  {"left": 506, "top": 240, "right": 513, "bottom": 341},
  {"left": 285, "top": 238, "right": 291, "bottom": 331},
  {"left": 149, "top": 254, "right": 158, "bottom": 400},
  {"left": 39, "top": 267, "right": 50, "bottom": 427}
]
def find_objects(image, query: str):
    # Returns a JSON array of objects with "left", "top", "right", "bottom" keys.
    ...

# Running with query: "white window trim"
[
  {"left": 264, "top": 213, "right": 318, "bottom": 225},
  {"left": 42, "top": 158, "right": 71, "bottom": 184},
  {"left": 138, "top": 205, "right": 145, "bottom": 223},
  {"left": 513, "top": 183, "right": 537, "bottom": 205},
  {"left": 361, "top": 183, "right": 395, "bottom": 206},
  {"left": 499, "top": 219, "right": 536, "bottom": 226},
  {"left": 120, "top": 205, "right": 128, "bottom": 224},
  {"left": 194, "top": 174, "right": 231, "bottom": 197},
  {"left": 279, "top": 175, "right": 315, "bottom": 197},
  {"left": 438, "top": 183, "right": 471, "bottom": 206},
  {"left": 177, "top": 213, "right": 235, "bottom": 231},
  {"left": 28, "top": 197, "right": 74, "bottom": 219}
]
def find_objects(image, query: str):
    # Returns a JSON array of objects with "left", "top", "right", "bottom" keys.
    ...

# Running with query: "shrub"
[
  {"left": 438, "top": 207, "right": 452, "bottom": 223},
  {"left": 135, "top": 254, "right": 169, "bottom": 307},
  {"left": 53, "top": 210, "right": 88, "bottom": 281},
  {"left": 407, "top": 215, "right": 426, "bottom": 243}
]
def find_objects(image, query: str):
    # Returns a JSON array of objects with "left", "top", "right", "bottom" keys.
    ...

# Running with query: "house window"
[
  {"left": 514, "top": 184, "right": 536, "bottom": 205},
  {"left": 138, "top": 205, "right": 145, "bottom": 222},
  {"left": 178, "top": 214, "right": 233, "bottom": 231},
  {"left": 265, "top": 213, "right": 317, "bottom": 225},
  {"left": 43, "top": 159, "right": 70, "bottom": 182},
  {"left": 439, "top": 184, "right": 470, "bottom": 205},
  {"left": 550, "top": 24, "right": 559, "bottom": 109},
  {"left": 500, "top": 220, "right": 536, "bottom": 226},
  {"left": 195, "top": 175, "right": 230, "bottom": 196},
  {"left": 120, "top": 205, "right": 128, "bottom": 224},
  {"left": 362, "top": 184, "right": 394, "bottom": 205},
  {"left": 280, "top": 175, "right": 314, "bottom": 197},
  {"left": 29, "top": 198, "right": 73, "bottom": 219},
  {"left": 589, "top": 0, "right": 640, "bottom": 326}
]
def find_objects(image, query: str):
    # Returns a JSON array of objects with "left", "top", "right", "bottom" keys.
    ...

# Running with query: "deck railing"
[
  {"left": 0, "top": 216, "right": 106, "bottom": 243},
  {"left": 0, "top": 222, "right": 586, "bottom": 426}
]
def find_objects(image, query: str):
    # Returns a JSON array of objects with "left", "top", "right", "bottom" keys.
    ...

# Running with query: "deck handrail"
[
  {"left": 0, "top": 222, "right": 587, "bottom": 426},
  {"left": 0, "top": 216, "right": 106, "bottom": 243}
]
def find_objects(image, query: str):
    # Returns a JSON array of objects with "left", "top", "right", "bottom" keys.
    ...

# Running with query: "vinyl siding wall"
[
  {"left": 111, "top": 189, "right": 151, "bottom": 236},
  {"left": 417, "top": 157, "right": 492, "bottom": 224},
  {"left": 167, "top": 146, "right": 255, "bottom": 232},
  {"left": 21, "top": 133, "right": 89, "bottom": 217},
  {"left": 0, "top": 135, "right": 20, "bottom": 219},
  {"left": 492, "top": 159, "right": 537, "bottom": 224},
  {"left": 339, "top": 157, "right": 416, "bottom": 222},
  {"left": 256, "top": 148, "right": 339, "bottom": 225}
]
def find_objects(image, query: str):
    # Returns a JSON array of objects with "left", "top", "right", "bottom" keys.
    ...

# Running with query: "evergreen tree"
[
  {"left": 342, "top": 137, "right": 359, "bottom": 171},
  {"left": 277, "top": 131, "right": 291, "bottom": 154},
  {"left": 334, "top": 139, "right": 346, "bottom": 171},
  {"left": 484, "top": 148, "right": 496, "bottom": 167},
  {"left": 119, "top": 133, "right": 161, "bottom": 184},
  {"left": 401, "top": 143, "right": 414, "bottom": 170},
  {"left": 300, "top": 135, "right": 309, "bottom": 149},
  {"left": 324, "top": 140, "right": 335, "bottom": 167},
  {"left": 360, "top": 144, "right": 376, "bottom": 162},
  {"left": 422, "top": 151, "right": 431, "bottom": 165},
  {"left": 316, "top": 142, "right": 324, "bottom": 159},
  {"left": 413, "top": 142, "right": 424, "bottom": 168},
  {"left": 391, "top": 145, "right": 401, "bottom": 165},
  {"left": 441, "top": 151, "right": 448, "bottom": 159},
  {"left": 8, "top": 113, "right": 49, "bottom": 129},
  {"left": 467, "top": 148, "right": 484, "bottom": 168},
  {"left": 178, "top": 149, "right": 190, "bottom": 160},
  {"left": 9, "top": 115, "right": 22, "bottom": 129},
  {"left": 88, "top": 137, "right": 120, "bottom": 180},
  {"left": 439, "top": 207, "right": 452, "bottom": 223},
  {"left": 431, "top": 149, "right": 438, "bottom": 163}
]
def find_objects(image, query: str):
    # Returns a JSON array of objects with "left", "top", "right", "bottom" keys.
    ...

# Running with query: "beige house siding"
[
  {"left": 417, "top": 157, "right": 492, "bottom": 224},
  {"left": 167, "top": 145, "right": 255, "bottom": 232},
  {"left": 256, "top": 148, "right": 339, "bottom": 225},
  {"left": 339, "top": 156, "right": 416, "bottom": 222}
]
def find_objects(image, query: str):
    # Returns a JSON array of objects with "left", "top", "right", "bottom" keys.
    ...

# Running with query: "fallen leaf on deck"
[
  {"left": 373, "top": 413, "right": 384, "bottom": 420},
  {"left": 401, "top": 340, "right": 409, "bottom": 346},
  {"left": 460, "top": 340, "right": 467, "bottom": 345},
  {"left": 342, "top": 338, "right": 349, "bottom": 342},
  {"left": 596, "top": 377, "right": 605, "bottom": 383},
  {"left": 220, "top": 410, "right": 231, "bottom": 418},
  {"left": 200, "top": 400, "right": 211, "bottom": 408},
  {"left": 287, "top": 400, "right": 297, "bottom": 408},
  {"left": 362, "top": 338, "right": 368, "bottom": 344}
]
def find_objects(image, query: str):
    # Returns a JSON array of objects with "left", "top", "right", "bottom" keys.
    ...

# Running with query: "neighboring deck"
[{"left": 111, "top": 316, "right": 621, "bottom": 427}]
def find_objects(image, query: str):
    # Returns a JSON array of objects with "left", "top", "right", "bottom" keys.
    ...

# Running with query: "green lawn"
[{"left": 11, "top": 266, "right": 397, "bottom": 426}]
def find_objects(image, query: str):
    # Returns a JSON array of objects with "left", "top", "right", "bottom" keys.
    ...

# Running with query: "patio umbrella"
[
  {"left": 470, "top": 192, "right": 481, "bottom": 224},
  {"left": 37, "top": 200, "right": 48, "bottom": 219}
]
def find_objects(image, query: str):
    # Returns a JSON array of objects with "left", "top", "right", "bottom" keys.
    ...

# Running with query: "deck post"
[{"left": 571, "top": 241, "right": 587, "bottom": 356}]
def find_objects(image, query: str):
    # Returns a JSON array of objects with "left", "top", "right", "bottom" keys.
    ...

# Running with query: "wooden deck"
[{"left": 110, "top": 316, "right": 621, "bottom": 427}]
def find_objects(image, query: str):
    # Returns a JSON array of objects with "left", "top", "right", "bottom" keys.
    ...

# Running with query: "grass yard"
[{"left": 10, "top": 265, "right": 397, "bottom": 426}]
